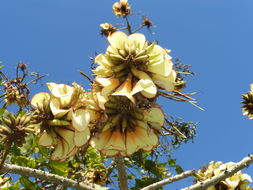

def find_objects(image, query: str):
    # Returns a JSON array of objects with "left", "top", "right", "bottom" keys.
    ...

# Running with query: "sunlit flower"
[
  {"left": 93, "top": 31, "right": 176, "bottom": 99},
  {"left": 31, "top": 82, "right": 99, "bottom": 161},
  {"left": 112, "top": 0, "right": 131, "bottom": 18},
  {"left": 0, "top": 175, "right": 11, "bottom": 189},
  {"left": 91, "top": 95, "right": 164, "bottom": 156},
  {"left": 242, "top": 84, "right": 253, "bottom": 119},
  {"left": 197, "top": 161, "right": 252, "bottom": 190},
  {"left": 100, "top": 23, "right": 117, "bottom": 37}
]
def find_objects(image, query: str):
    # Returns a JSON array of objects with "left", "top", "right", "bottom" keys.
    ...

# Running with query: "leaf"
[
  {"left": 19, "top": 176, "right": 40, "bottom": 190},
  {"left": 168, "top": 159, "right": 176, "bottom": 167},
  {"left": 9, "top": 181, "right": 20, "bottom": 190},
  {"left": 10, "top": 156, "right": 36, "bottom": 168},
  {"left": 48, "top": 160, "right": 69, "bottom": 176},
  {"left": 175, "top": 165, "right": 184, "bottom": 174}
]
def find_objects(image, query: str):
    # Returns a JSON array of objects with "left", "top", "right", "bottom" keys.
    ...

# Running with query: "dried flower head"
[
  {"left": 100, "top": 23, "right": 117, "bottom": 37},
  {"left": 142, "top": 16, "right": 153, "bottom": 28},
  {"left": 197, "top": 161, "right": 252, "bottom": 190},
  {"left": 85, "top": 169, "right": 107, "bottom": 186},
  {"left": 31, "top": 82, "right": 100, "bottom": 161},
  {"left": 242, "top": 84, "right": 253, "bottom": 119},
  {"left": 112, "top": 0, "right": 131, "bottom": 18}
]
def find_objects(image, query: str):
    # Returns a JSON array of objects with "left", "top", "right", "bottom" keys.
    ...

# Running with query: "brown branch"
[
  {"left": 115, "top": 156, "right": 128, "bottom": 190},
  {"left": 0, "top": 163, "right": 97, "bottom": 190},
  {"left": 181, "top": 154, "right": 253, "bottom": 190},
  {"left": 141, "top": 170, "right": 196, "bottom": 190},
  {"left": 78, "top": 70, "right": 93, "bottom": 84}
]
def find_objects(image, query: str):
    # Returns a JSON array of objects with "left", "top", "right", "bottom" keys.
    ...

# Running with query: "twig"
[
  {"left": 26, "top": 74, "right": 48, "bottom": 85},
  {"left": 141, "top": 170, "right": 196, "bottom": 190},
  {"left": 0, "top": 163, "right": 97, "bottom": 190},
  {"left": 78, "top": 70, "right": 93, "bottom": 84},
  {"left": 181, "top": 154, "right": 253, "bottom": 190},
  {"left": 115, "top": 156, "right": 128, "bottom": 190},
  {"left": 125, "top": 16, "right": 132, "bottom": 34}
]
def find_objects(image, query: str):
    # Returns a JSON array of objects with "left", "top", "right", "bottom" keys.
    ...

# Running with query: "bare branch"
[
  {"left": 0, "top": 163, "right": 97, "bottom": 190},
  {"left": 115, "top": 156, "right": 128, "bottom": 190},
  {"left": 181, "top": 154, "right": 253, "bottom": 190},
  {"left": 141, "top": 170, "right": 196, "bottom": 190}
]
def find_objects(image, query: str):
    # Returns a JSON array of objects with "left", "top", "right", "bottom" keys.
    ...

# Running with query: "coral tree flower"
[
  {"left": 91, "top": 94, "right": 165, "bottom": 157},
  {"left": 242, "top": 84, "right": 253, "bottom": 119},
  {"left": 197, "top": 161, "right": 252, "bottom": 190},
  {"left": 93, "top": 31, "right": 177, "bottom": 99},
  {"left": 31, "top": 82, "right": 99, "bottom": 161}
]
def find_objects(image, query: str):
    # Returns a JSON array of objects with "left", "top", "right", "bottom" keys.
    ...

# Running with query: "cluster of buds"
[
  {"left": 100, "top": 23, "right": 117, "bottom": 37},
  {"left": 85, "top": 168, "right": 107, "bottom": 186},
  {"left": 112, "top": 0, "right": 131, "bottom": 18},
  {"left": 0, "top": 112, "right": 33, "bottom": 147},
  {"left": 196, "top": 161, "right": 252, "bottom": 190},
  {"left": 31, "top": 82, "right": 100, "bottom": 161},
  {"left": 3, "top": 79, "right": 29, "bottom": 107},
  {"left": 242, "top": 84, "right": 253, "bottom": 119}
]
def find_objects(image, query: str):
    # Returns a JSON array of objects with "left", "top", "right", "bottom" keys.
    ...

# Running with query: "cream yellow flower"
[
  {"left": 112, "top": 0, "right": 130, "bottom": 18},
  {"left": 100, "top": 23, "right": 116, "bottom": 37},
  {"left": 197, "top": 161, "right": 252, "bottom": 190},
  {"left": 91, "top": 95, "right": 164, "bottom": 156},
  {"left": 93, "top": 31, "right": 176, "bottom": 99},
  {"left": 31, "top": 82, "right": 99, "bottom": 161}
]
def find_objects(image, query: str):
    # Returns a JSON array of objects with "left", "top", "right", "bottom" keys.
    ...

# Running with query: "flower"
[
  {"left": 100, "top": 23, "right": 117, "bottom": 37},
  {"left": 91, "top": 95, "right": 164, "bottom": 156},
  {"left": 31, "top": 82, "right": 99, "bottom": 161},
  {"left": 93, "top": 31, "right": 176, "bottom": 99},
  {"left": 196, "top": 161, "right": 252, "bottom": 190},
  {"left": 112, "top": 0, "right": 130, "bottom": 18},
  {"left": 242, "top": 84, "right": 253, "bottom": 119}
]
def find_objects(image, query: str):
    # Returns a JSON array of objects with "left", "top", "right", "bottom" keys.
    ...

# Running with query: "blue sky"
[{"left": 1, "top": 0, "right": 253, "bottom": 189}]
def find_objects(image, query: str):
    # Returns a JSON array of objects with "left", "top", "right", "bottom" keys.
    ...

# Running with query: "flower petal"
[
  {"left": 72, "top": 109, "right": 91, "bottom": 131},
  {"left": 95, "top": 77, "right": 120, "bottom": 96},
  {"left": 147, "top": 56, "right": 173, "bottom": 77},
  {"left": 50, "top": 98, "right": 69, "bottom": 118},
  {"left": 74, "top": 127, "right": 90, "bottom": 147},
  {"left": 152, "top": 70, "right": 176, "bottom": 92},
  {"left": 143, "top": 108, "right": 164, "bottom": 130},
  {"left": 39, "top": 132, "right": 56, "bottom": 147},
  {"left": 107, "top": 31, "right": 128, "bottom": 49},
  {"left": 91, "top": 129, "right": 112, "bottom": 151},
  {"left": 31, "top": 92, "right": 51, "bottom": 108},
  {"left": 129, "top": 33, "right": 146, "bottom": 50}
]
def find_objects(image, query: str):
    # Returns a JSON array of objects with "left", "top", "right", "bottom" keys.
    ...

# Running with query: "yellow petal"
[
  {"left": 72, "top": 109, "right": 91, "bottom": 131},
  {"left": 31, "top": 92, "right": 51, "bottom": 108},
  {"left": 103, "top": 130, "right": 126, "bottom": 155},
  {"left": 48, "top": 83, "right": 74, "bottom": 107},
  {"left": 94, "top": 92, "right": 108, "bottom": 110},
  {"left": 112, "top": 76, "right": 135, "bottom": 103},
  {"left": 131, "top": 78, "right": 157, "bottom": 98},
  {"left": 39, "top": 132, "right": 55, "bottom": 147},
  {"left": 91, "top": 129, "right": 112, "bottom": 150},
  {"left": 152, "top": 70, "right": 176, "bottom": 92},
  {"left": 93, "top": 65, "right": 113, "bottom": 77},
  {"left": 129, "top": 33, "right": 146, "bottom": 50},
  {"left": 56, "top": 128, "right": 75, "bottom": 157},
  {"left": 147, "top": 56, "right": 173, "bottom": 77},
  {"left": 107, "top": 31, "right": 128, "bottom": 50},
  {"left": 74, "top": 127, "right": 90, "bottom": 147},
  {"left": 143, "top": 108, "right": 164, "bottom": 130},
  {"left": 95, "top": 54, "right": 113, "bottom": 69},
  {"left": 50, "top": 98, "right": 69, "bottom": 118},
  {"left": 51, "top": 139, "right": 64, "bottom": 161},
  {"left": 95, "top": 77, "right": 120, "bottom": 96}
]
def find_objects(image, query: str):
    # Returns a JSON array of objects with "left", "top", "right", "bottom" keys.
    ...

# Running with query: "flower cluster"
[
  {"left": 112, "top": 0, "right": 131, "bottom": 18},
  {"left": 197, "top": 161, "right": 252, "bottom": 190},
  {"left": 31, "top": 83, "right": 99, "bottom": 161},
  {"left": 242, "top": 84, "right": 253, "bottom": 119}
]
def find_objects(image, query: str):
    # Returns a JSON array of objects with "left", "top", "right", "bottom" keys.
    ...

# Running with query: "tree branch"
[
  {"left": 141, "top": 170, "right": 196, "bottom": 190},
  {"left": 181, "top": 154, "right": 253, "bottom": 190},
  {"left": 115, "top": 156, "right": 128, "bottom": 190},
  {"left": 0, "top": 163, "right": 96, "bottom": 190}
]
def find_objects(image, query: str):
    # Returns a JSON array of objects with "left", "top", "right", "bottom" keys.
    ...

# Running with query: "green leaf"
[
  {"left": 9, "top": 181, "right": 20, "bottom": 190},
  {"left": 48, "top": 160, "right": 69, "bottom": 176},
  {"left": 168, "top": 159, "right": 176, "bottom": 167},
  {"left": 10, "top": 156, "right": 36, "bottom": 168},
  {"left": 175, "top": 165, "right": 184, "bottom": 174},
  {"left": 19, "top": 176, "right": 39, "bottom": 190}
]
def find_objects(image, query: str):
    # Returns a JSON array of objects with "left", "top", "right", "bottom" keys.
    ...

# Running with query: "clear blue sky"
[{"left": 1, "top": 0, "right": 253, "bottom": 189}]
